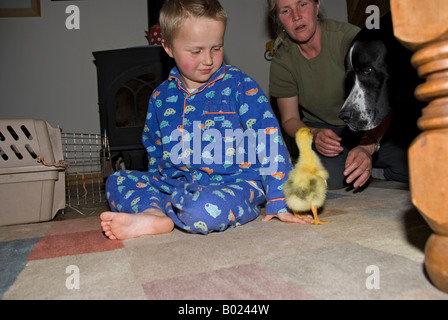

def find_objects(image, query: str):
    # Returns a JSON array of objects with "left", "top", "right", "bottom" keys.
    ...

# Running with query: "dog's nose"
[{"left": 339, "top": 110, "right": 353, "bottom": 123}]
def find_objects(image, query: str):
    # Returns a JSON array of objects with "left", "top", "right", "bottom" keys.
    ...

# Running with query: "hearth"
[{"left": 93, "top": 46, "right": 174, "bottom": 172}]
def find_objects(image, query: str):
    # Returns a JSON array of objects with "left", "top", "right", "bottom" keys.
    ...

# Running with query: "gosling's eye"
[{"left": 362, "top": 67, "right": 372, "bottom": 75}]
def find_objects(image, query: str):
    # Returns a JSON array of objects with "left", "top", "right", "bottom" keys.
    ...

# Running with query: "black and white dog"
[{"left": 339, "top": 13, "right": 424, "bottom": 139}]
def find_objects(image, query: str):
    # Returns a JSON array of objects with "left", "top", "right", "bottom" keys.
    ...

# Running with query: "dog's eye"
[{"left": 362, "top": 67, "right": 372, "bottom": 75}]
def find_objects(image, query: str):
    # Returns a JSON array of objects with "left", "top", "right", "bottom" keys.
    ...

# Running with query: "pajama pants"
[{"left": 105, "top": 170, "right": 266, "bottom": 235}]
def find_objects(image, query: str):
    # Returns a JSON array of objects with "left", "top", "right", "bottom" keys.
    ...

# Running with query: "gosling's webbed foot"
[
  {"left": 293, "top": 211, "right": 311, "bottom": 220},
  {"left": 310, "top": 219, "right": 331, "bottom": 225},
  {"left": 310, "top": 205, "right": 330, "bottom": 225}
]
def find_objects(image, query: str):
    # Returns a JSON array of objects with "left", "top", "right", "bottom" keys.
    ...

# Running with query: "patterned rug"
[{"left": 1, "top": 181, "right": 448, "bottom": 301}]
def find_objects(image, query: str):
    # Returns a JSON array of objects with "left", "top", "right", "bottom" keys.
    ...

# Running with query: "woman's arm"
[
  {"left": 277, "top": 96, "right": 343, "bottom": 157},
  {"left": 276, "top": 96, "right": 306, "bottom": 138}
]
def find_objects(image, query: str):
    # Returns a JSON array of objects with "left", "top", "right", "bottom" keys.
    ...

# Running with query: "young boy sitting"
[{"left": 100, "top": 0, "right": 310, "bottom": 240}]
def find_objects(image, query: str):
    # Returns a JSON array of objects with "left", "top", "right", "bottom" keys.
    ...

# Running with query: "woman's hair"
[
  {"left": 267, "top": 0, "right": 324, "bottom": 49},
  {"left": 160, "top": 0, "right": 228, "bottom": 48}
]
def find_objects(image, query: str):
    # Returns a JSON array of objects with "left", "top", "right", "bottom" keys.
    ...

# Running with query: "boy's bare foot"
[{"left": 100, "top": 209, "right": 174, "bottom": 240}]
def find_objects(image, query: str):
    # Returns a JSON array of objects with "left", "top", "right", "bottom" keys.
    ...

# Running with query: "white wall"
[
  {"left": 0, "top": 0, "right": 148, "bottom": 134},
  {"left": 0, "top": 0, "right": 347, "bottom": 135}
]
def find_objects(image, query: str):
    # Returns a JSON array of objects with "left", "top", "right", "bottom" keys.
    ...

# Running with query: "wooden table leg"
[{"left": 391, "top": 0, "right": 448, "bottom": 293}]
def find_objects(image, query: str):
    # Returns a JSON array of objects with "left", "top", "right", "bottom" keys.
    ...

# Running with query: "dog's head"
[
  {"left": 339, "top": 31, "right": 392, "bottom": 131},
  {"left": 339, "top": 13, "right": 423, "bottom": 141}
]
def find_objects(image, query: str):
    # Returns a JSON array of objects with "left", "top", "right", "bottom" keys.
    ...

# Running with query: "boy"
[{"left": 100, "top": 0, "right": 309, "bottom": 240}]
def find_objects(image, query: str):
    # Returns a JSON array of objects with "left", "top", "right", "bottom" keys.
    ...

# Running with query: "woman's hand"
[
  {"left": 344, "top": 145, "right": 374, "bottom": 188},
  {"left": 310, "top": 128, "right": 343, "bottom": 157},
  {"left": 262, "top": 211, "right": 312, "bottom": 224}
]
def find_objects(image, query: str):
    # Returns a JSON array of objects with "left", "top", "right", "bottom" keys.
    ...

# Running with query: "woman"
[{"left": 268, "top": 0, "right": 405, "bottom": 189}]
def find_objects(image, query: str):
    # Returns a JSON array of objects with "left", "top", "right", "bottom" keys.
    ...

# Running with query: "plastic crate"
[{"left": 0, "top": 119, "right": 65, "bottom": 226}]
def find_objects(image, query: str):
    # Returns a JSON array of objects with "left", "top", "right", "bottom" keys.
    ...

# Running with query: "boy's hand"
[{"left": 261, "top": 211, "right": 312, "bottom": 224}]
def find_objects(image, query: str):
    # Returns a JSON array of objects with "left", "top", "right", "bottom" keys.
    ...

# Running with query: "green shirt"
[{"left": 269, "top": 19, "right": 360, "bottom": 126}]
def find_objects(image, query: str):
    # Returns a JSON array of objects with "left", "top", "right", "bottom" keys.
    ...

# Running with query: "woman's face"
[{"left": 276, "top": 0, "right": 320, "bottom": 44}]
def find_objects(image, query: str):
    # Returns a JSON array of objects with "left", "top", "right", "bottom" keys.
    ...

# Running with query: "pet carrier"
[{"left": 0, "top": 119, "right": 65, "bottom": 226}]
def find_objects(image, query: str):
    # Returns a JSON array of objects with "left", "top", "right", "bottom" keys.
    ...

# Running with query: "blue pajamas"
[
  {"left": 106, "top": 63, "right": 293, "bottom": 234},
  {"left": 106, "top": 170, "right": 266, "bottom": 234}
]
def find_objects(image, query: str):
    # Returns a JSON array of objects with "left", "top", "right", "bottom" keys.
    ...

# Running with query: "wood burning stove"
[{"left": 93, "top": 46, "right": 174, "bottom": 171}]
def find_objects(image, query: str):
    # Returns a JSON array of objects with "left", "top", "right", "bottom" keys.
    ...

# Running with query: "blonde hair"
[
  {"left": 160, "top": 0, "right": 228, "bottom": 48},
  {"left": 267, "top": 0, "right": 324, "bottom": 50}
]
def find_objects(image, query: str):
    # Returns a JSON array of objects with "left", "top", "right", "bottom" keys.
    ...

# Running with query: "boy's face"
[{"left": 162, "top": 17, "right": 225, "bottom": 90}]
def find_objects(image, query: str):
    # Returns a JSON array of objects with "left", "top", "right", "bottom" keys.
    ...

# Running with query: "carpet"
[{"left": 1, "top": 180, "right": 448, "bottom": 301}]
